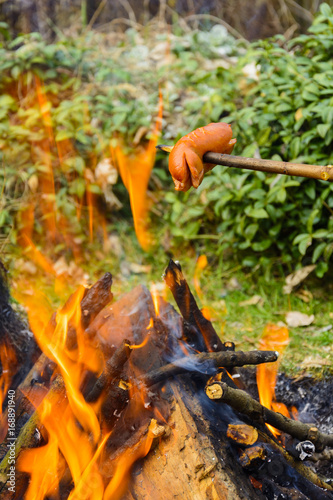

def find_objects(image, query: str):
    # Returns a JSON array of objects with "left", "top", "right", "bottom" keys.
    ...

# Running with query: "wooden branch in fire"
[
  {"left": 141, "top": 350, "right": 279, "bottom": 387},
  {"left": 163, "top": 259, "right": 224, "bottom": 352},
  {"left": 205, "top": 380, "right": 333, "bottom": 452}
]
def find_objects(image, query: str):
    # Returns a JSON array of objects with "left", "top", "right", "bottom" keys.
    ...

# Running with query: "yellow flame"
[
  {"left": 256, "top": 323, "right": 289, "bottom": 437},
  {"left": 0, "top": 343, "right": 16, "bottom": 419},
  {"left": 150, "top": 283, "right": 160, "bottom": 317},
  {"left": 103, "top": 421, "right": 155, "bottom": 500},
  {"left": 193, "top": 254, "right": 208, "bottom": 300}
]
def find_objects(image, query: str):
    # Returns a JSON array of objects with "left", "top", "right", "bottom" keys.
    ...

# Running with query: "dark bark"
[
  {"left": 163, "top": 259, "right": 224, "bottom": 352},
  {"left": 206, "top": 381, "right": 333, "bottom": 453}
]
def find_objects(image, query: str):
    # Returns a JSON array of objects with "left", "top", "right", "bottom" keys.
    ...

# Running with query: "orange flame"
[
  {"left": 111, "top": 91, "right": 163, "bottom": 251},
  {"left": 103, "top": 421, "right": 155, "bottom": 500},
  {"left": 150, "top": 283, "right": 160, "bottom": 317},
  {"left": 34, "top": 75, "right": 57, "bottom": 241},
  {"left": 193, "top": 254, "right": 208, "bottom": 300},
  {"left": 15, "top": 75, "right": 109, "bottom": 294},
  {"left": 16, "top": 273, "right": 161, "bottom": 499},
  {"left": 17, "top": 283, "right": 107, "bottom": 498},
  {"left": 256, "top": 323, "right": 289, "bottom": 437},
  {"left": 0, "top": 342, "right": 16, "bottom": 418}
]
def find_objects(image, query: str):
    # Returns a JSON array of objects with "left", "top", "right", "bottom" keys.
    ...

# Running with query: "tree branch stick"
[
  {"left": 85, "top": 339, "right": 132, "bottom": 403},
  {"left": 163, "top": 259, "right": 224, "bottom": 352},
  {"left": 203, "top": 153, "right": 333, "bottom": 182},
  {"left": 157, "top": 146, "right": 333, "bottom": 181},
  {"left": 205, "top": 381, "right": 333, "bottom": 451},
  {"left": 257, "top": 430, "right": 333, "bottom": 492},
  {"left": 142, "top": 350, "right": 278, "bottom": 387}
]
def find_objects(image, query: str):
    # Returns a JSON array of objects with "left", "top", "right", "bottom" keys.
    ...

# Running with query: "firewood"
[
  {"left": 125, "top": 379, "right": 261, "bottom": 500},
  {"left": 163, "top": 259, "right": 224, "bottom": 352},
  {"left": 0, "top": 377, "right": 65, "bottom": 495},
  {"left": 85, "top": 339, "right": 132, "bottom": 403},
  {"left": 80, "top": 272, "right": 113, "bottom": 329},
  {"left": 258, "top": 430, "right": 333, "bottom": 495},
  {"left": 205, "top": 381, "right": 333, "bottom": 453},
  {"left": 227, "top": 424, "right": 259, "bottom": 446},
  {"left": 141, "top": 349, "right": 278, "bottom": 387},
  {"left": 66, "top": 272, "right": 113, "bottom": 349}
]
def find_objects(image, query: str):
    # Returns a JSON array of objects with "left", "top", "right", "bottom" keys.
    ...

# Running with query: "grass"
[{"left": 5, "top": 218, "right": 333, "bottom": 379}]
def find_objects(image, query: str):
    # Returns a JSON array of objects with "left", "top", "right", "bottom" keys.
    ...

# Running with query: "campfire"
[
  {"left": 0, "top": 258, "right": 332, "bottom": 500},
  {"left": 0, "top": 72, "right": 332, "bottom": 497}
]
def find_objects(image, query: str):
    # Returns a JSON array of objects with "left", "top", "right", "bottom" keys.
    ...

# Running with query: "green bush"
[
  {"left": 164, "top": 3, "right": 333, "bottom": 277},
  {"left": 1, "top": 4, "right": 333, "bottom": 278}
]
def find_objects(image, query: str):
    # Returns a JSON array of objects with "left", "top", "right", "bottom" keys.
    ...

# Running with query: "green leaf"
[
  {"left": 257, "top": 127, "right": 271, "bottom": 146},
  {"left": 305, "top": 182, "right": 316, "bottom": 200},
  {"left": 317, "top": 124, "right": 330, "bottom": 138},
  {"left": 320, "top": 3, "right": 332, "bottom": 18},
  {"left": 56, "top": 129, "right": 74, "bottom": 141},
  {"left": 276, "top": 188, "right": 286, "bottom": 203},
  {"left": 312, "top": 242, "right": 326, "bottom": 262},
  {"left": 312, "top": 229, "right": 330, "bottom": 239},
  {"left": 293, "top": 233, "right": 310, "bottom": 245},
  {"left": 244, "top": 223, "right": 259, "bottom": 240},
  {"left": 299, "top": 236, "right": 312, "bottom": 256},
  {"left": 244, "top": 207, "right": 269, "bottom": 219},
  {"left": 252, "top": 239, "right": 272, "bottom": 251},
  {"left": 315, "top": 261, "right": 329, "bottom": 278},
  {"left": 0, "top": 210, "right": 9, "bottom": 227},
  {"left": 307, "top": 208, "right": 320, "bottom": 233}
]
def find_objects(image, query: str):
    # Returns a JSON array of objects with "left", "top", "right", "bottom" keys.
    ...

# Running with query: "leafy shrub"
[
  {"left": 1, "top": 5, "right": 333, "bottom": 278},
  {"left": 164, "top": 3, "right": 333, "bottom": 277}
]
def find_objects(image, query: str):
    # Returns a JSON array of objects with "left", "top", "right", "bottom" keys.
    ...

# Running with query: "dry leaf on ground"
[
  {"left": 295, "top": 289, "right": 313, "bottom": 303},
  {"left": 283, "top": 265, "right": 316, "bottom": 294},
  {"left": 129, "top": 263, "right": 152, "bottom": 274},
  {"left": 285, "top": 311, "right": 314, "bottom": 327},
  {"left": 300, "top": 356, "right": 331, "bottom": 369},
  {"left": 239, "top": 295, "right": 264, "bottom": 307}
]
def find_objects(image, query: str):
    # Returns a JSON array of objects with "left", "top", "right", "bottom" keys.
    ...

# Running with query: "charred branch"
[
  {"left": 85, "top": 339, "right": 132, "bottom": 403},
  {"left": 205, "top": 381, "right": 333, "bottom": 452},
  {"left": 164, "top": 259, "right": 224, "bottom": 352},
  {"left": 80, "top": 272, "right": 113, "bottom": 329},
  {"left": 64, "top": 272, "right": 113, "bottom": 349},
  {"left": 141, "top": 350, "right": 278, "bottom": 387},
  {"left": 258, "top": 431, "right": 333, "bottom": 494},
  {"left": 0, "top": 262, "right": 40, "bottom": 389}
]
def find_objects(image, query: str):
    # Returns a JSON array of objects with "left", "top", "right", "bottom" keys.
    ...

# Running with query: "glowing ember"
[{"left": 256, "top": 323, "right": 289, "bottom": 437}]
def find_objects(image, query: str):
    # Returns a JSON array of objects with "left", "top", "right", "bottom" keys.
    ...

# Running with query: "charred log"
[
  {"left": 163, "top": 259, "right": 224, "bottom": 352},
  {"left": 205, "top": 381, "right": 333, "bottom": 453}
]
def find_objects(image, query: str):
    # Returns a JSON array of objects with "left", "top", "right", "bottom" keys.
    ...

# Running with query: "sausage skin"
[{"left": 168, "top": 122, "right": 236, "bottom": 191}]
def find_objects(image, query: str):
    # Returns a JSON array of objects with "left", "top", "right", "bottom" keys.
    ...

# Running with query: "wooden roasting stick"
[
  {"left": 202, "top": 152, "right": 333, "bottom": 182},
  {"left": 157, "top": 145, "right": 333, "bottom": 183}
]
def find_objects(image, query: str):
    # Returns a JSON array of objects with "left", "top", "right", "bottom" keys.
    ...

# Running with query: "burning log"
[
  {"left": 163, "top": 259, "right": 224, "bottom": 352},
  {"left": 66, "top": 271, "right": 113, "bottom": 349},
  {"left": 80, "top": 272, "right": 113, "bottom": 329},
  {"left": 205, "top": 380, "right": 333, "bottom": 452},
  {"left": 1, "top": 265, "right": 332, "bottom": 499},
  {"left": 0, "top": 263, "right": 40, "bottom": 396},
  {"left": 85, "top": 339, "right": 132, "bottom": 403}
]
